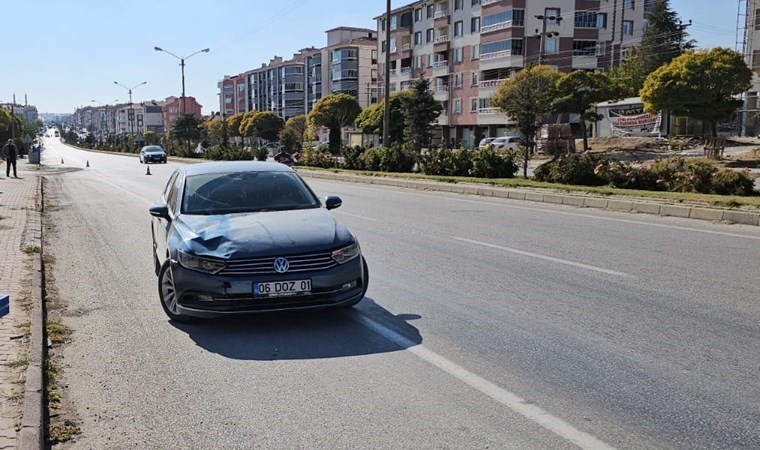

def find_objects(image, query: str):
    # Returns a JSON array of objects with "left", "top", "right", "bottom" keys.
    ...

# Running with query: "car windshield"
[
  {"left": 182, "top": 171, "right": 320, "bottom": 215},
  {"left": 144, "top": 146, "right": 164, "bottom": 153}
]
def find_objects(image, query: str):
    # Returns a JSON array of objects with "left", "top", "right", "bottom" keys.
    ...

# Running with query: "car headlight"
[
  {"left": 177, "top": 250, "right": 227, "bottom": 274},
  {"left": 331, "top": 241, "right": 361, "bottom": 264}
]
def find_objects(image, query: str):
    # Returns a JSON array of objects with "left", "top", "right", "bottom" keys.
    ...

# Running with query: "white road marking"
[
  {"left": 453, "top": 237, "right": 632, "bottom": 277},
  {"left": 351, "top": 312, "right": 616, "bottom": 450},
  {"left": 334, "top": 211, "right": 379, "bottom": 222},
  {"left": 307, "top": 180, "right": 760, "bottom": 241}
]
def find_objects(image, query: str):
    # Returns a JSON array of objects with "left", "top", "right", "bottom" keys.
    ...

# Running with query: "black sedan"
[
  {"left": 140, "top": 145, "right": 167, "bottom": 164},
  {"left": 149, "top": 161, "right": 368, "bottom": 322}
]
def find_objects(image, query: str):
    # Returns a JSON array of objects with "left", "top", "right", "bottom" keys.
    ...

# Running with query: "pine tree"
[
  {"left": 400, "top": 78, "right": 443, "bottom": 153},
  {"left": 640, "top": 0, "right": 694, "bottom": 74}
]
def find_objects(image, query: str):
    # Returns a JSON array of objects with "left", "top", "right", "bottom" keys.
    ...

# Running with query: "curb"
[
  {"left": 298, "top": 170, "right": 760, "bottom": 227},
  {"left": 19, "top": 177, "right": 44, "bottom": 450}
]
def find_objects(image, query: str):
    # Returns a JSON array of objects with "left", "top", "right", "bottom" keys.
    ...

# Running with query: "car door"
[{"left": 153, "top": 171, "right": 181, "bottom": 265}]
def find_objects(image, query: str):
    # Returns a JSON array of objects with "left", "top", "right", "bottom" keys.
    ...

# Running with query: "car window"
[
  {"left": 163, "top": 171, "right": 179, "bottom": 200},
  {"left": 182, "top": 171, "right": 320, "bottom": 215},
  {"left": 166, "top": 173, "right": 182, "bottom": 214}
]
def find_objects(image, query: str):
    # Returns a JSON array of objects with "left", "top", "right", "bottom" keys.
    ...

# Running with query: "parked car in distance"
[
  {"left": 140, "top": 145, "right": 168, "bottom": 164},
  {"left": 478, "top": 137, "right": 495, "bottom": 149},
  {"left": 490, "top": 136, "right": 521, "bottom": 151},
  {"left": 149, "top": 161, "right": 369, "bottom": 323}
]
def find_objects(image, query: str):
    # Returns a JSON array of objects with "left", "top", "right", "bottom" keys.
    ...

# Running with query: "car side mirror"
[
  {"left": 324, "top": 196, "right": 342, "bottom": 210},
  {"left": 149, "top": 204, "right": 171, "bottom": 221}
]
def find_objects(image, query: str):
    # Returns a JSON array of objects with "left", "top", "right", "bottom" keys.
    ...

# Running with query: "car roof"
[{"left": 179, "top": 161, "right": 295, "bottom": 177}]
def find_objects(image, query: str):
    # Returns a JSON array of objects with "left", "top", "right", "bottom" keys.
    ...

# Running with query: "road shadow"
[{"left": 170, "top": 298, "right": 422, "bottom": 361}]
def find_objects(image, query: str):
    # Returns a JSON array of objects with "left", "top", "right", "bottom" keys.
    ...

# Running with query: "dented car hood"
[{"left": 173, "top": 208, "right": 352, "bottom": 259}]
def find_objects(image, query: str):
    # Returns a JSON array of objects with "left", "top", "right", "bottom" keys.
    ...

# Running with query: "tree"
[
  {"left": 239, "top": 111, "right": 261, "bottom": 139},
  {"left": 355, "top": 93, "right": 408, "bottom": 146},
  {"left": 553, "top": 70, "right": 618, "bottom": 152},
  {"left": 143, "top": 130, "right": 159, "bottom": 145},
  {"left": 641, "top": 47, "right": 752, "bottom": 137},
  {"left": 607, "top": 47, "right": 650, "bottom": 97},
  {"left": 226, "top": 113, "right": 245, "bottom": 139},
  {"left": 308, "top": 93, "right": 361, "bottom": 153},
  {"left": 245, "top": 111, "right": 285, "bottom": 142},
  {"left": 279, "top": 115, "right": 307, "bottom": 152},
  {"left": 400, "top": 78, "right": 442, "bottom": 152},
  {"left": 492, "top": 65, "right": 561, "bottom": 178},
  {"left": 640, "top": 0, "right": 694, "bottom": 74},
  {"left": 170, "top": 114, "right": 202, "bottom": 142},
  {"left": 199, "top": 116, "right": 227, "bottom": 145}
]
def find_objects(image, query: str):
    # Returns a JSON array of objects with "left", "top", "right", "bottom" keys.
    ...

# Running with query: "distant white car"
[
  {"left": 478, "top": 138, "right": 495, "bottom": 149},
  {"left": 490, "top": 136, "right": 521, "bottom": 151}
]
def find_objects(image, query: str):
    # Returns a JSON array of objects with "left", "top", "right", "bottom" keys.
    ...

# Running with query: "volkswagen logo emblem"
[{"left": 273, "top": 257, "right": 290, "bottom": 273}]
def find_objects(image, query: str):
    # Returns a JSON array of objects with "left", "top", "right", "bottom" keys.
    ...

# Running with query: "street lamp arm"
[
  {"left": 185, "top": 48, "right": 210, "bottom": 60},
  {"left": 154, "top": 46, "right": 182, "bottom": 61}
]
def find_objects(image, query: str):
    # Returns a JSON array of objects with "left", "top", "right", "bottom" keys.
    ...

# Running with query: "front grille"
[{"left": 219, "top": 252, "right": 337, "bottom": 276}]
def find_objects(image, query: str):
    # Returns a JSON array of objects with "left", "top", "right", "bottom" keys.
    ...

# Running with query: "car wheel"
[
  {"left": 338, "top": 257, "right": 369, "bottom": 308},
  {"left": 158, "top": 260, "right": 196, "bottom": 323}
]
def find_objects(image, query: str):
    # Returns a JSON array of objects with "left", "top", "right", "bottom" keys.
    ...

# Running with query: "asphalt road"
[{"left": 40, "top": 137, "right": 760, "bottom": 449}]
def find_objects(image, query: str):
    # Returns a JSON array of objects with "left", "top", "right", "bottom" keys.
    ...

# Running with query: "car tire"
[
  {"left": 338, "top": 257, "right": 369, "bottom": 308},
  {"left": 158, "top": 260, "right": 196, "bottom": 323}
]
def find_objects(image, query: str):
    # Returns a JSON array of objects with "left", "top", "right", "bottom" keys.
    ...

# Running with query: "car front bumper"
[{"left": 169, "top": 256, "right": 366, "bottom": 318}]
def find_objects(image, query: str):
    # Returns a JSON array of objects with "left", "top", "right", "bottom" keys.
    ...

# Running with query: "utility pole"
[
  {"left": 382, "top": 0, "right": 391, "bottom": 148},
  {"left": 535, "top": 14, "right": 562, "bottom": 66}
]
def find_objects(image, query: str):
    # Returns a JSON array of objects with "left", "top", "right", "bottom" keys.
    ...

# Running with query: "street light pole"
[
  {"left": 154, "top": 46, "right": 210, "bottom": 115},
  {"left": 382, "top": 0, "right": 391, "bottom": 148},
  {"left": 114, "top": 81, "right": 147, "bottom": 137},
  {"left": 535, "top": 14, "right": 562, "bottom": 66}
]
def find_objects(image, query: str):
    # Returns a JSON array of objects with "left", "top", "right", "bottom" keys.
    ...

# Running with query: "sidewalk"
[{"left": 0, "top": 158, "right": 41, "bottom": 450}]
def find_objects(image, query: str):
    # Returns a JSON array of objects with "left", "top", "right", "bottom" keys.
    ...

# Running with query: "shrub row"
[
  {"left": 295, "top": 145, "right": 519, "bottom": 178},
  {"left": 534, "top": 154, "right": 757, "bottom": 196}
]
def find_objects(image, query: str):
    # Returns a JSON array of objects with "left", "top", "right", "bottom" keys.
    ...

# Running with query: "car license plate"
[{"left": 253, "top": 279, "right": 311, "bottom": 296}]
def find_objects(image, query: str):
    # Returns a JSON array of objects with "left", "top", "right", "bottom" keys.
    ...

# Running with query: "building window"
[
  {"left": 371, "top": 69, "right": 378, "bottom": 81},
  {"left": 623, "top": 20, "right": 634, "bottom": 35},
  {"left": 644, "top": 0, "right": 654, "bottom": 12},
  {"left": 471, "top": 71, "right": 479, "bottom": 86},
  {"left": 544, "top": 37, "right": 558, "bottom": 54},
  {"left": 415, "top": 8, "right": 422, "bottom": 22},
  {"left": 427, "top": 5, "right": 435, "bottom": 18},
  {"left": 472, "top": 0, "right": 480, "bottom": 5},
  {"left": 482, "top": 9, "right": 525, "bottom": 28},
  {"left": 472, "top": 44, "right": 480, "bottom": 59},
  {"left": 454, "top": 21, "right": 464, "bottom": 37},
  {"left": 455, "top": 0, "right": 463, "bottom": 10},
  {"left": 391, "top": 15, "right": 397, "bottom": 30},
  {"left": 415, "top": 31, "right": 422, "bottom": 45},
  {"left": 572, "top": 40, "right": 597, "bottom": 56},
  {"left": 624, "top": 0, "right": 635, "bottom": 9},
  {"left": 575, "top": 12, "right": 604, "bottom": 28},
  {"left": 415, "top": 55, "right": 423, "bottom": 69},
  {"left": 427, "top": 28, "right": 435, "bottom": 43},
  {"left": 471, "top": 98, "right": 478, "bottom": 112},
  {"left": 471, "top": 17, "right": 480, "bottom": 33},
  {"left": 390, "top": 38, "right": 397, "bottom": 52},
  {"left": 454, "top": 47, "right": 463, "bottom": 63},
  {"left": 755, "top": 8, "right": 760, "bottom": 30},
  {"left": 454, "top": 73, "right": 463, "bottom": 88},
  {"left": 453, "top": 98, "right": 462, "bottom": 114}
]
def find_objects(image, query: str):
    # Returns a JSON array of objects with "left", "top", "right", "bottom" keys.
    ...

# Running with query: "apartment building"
[
  {"left": 377, "top": 0, "right": 648, "bottom": 147},
  {"left": 742, "top": 0, "right": 760, "bottom": 135},
  {"left": 162, "top": 96, "right": 203, "bottom": 131},
  {"left": 218, "top": 74, "right": 247, "bottom": 116},
  {"left": 219, "top": 26, "right": 378, "bottom": 123}
]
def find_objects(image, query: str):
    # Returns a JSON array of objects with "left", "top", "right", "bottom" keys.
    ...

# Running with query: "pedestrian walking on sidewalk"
[{"left": 2, "top": 138, "right": 18, "bottom": 178}]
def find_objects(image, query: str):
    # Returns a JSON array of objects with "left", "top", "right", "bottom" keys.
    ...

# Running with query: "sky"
[{"left": 0, "top": 0, "right": 740, "bottom": 115}]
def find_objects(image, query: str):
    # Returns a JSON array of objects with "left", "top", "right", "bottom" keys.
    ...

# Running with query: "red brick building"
[{"left": 162, "top": 96, "right": 203, "bottom": 132}]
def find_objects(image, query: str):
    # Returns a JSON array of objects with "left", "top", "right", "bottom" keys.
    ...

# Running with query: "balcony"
[
  {"left": 478, "top": 107, "right": 501, "bottom": 115},
  {"left": 479, "top": 51, "right": 524, "bottom": 70},
  {"left": 431, "top": 60, "right": 448, "bottom": 74},
  {"left": 401, "top": 43, "right": 411, "bottom": 51},
  {"left": 432, "top": 85, "right": 449, "bottom": 101},
  {"left": 481, "top": 0, "right": 501, "bottom": 5},
  {"left": 434, "top": 34, "right": 450, "bottom": 44},
  {"left": 434, "top": 9, "right": 449, "bottom": 19},
  {"left": 480, "top": 21, "right": 514, "bottom": 34},
  {"left": 437, "top": 111, "right": 449, "bottom": 126},
  {"left": 479, "top": 79, "right": 505, "bottom": 88}
]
